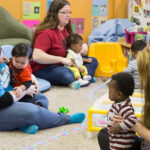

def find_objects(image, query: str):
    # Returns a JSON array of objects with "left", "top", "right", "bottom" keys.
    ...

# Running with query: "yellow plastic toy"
[
  {"left": 88, "top": 42, "right": 128, "bottom": 77},
  {"left": 87, "top": 92, "right": 144, "bottom": 138}
]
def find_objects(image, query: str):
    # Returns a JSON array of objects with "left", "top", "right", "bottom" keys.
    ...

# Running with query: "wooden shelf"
[{"left": 118, "top": 38, "right": 131, "bottom": 49}]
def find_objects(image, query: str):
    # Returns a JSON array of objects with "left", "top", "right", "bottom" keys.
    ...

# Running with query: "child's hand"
[
  {"left": 86, "top": 58, "right": 92, "bottom": 63},
  {"left": 3, "top": 57, "right": 10, "bottom": 64},
  {"left": 109, "top": 124, "right": 122, "bottom": 134},
  {"left": 26, "top": 85, "right": 36, "bottom": 97},
  {"left": 31, "top": 74, "right": 39, "bottom": 94},
  {"left": 14, "top": 86, "right": 23, "bottom": 97},
  {"left": 79, "top": 67, "right": 85, "bottom": 73},
  {"left": 101, "top": 76, "right": 108, "bottom": 82}
]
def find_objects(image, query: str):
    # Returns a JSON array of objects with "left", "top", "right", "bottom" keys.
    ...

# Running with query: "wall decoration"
[
  {"left": 92, "top": 0, "right": 108, "bottom": 16},
  {"left": 91, "top": 16, "right": 107, "bottom": 31},
  {"left": 71, "top": 18, "right": 84, "bottom": 34},
  {"left": 23, "top": 2, "right": 41, "bottom": 19},
  {"left": 22, "top": 20, "right": 40, "bottom": 30}
]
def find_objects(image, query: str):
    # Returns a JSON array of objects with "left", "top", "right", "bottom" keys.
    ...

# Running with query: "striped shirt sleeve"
[
  {"left": 124, "top": 59, "right": 136, "bottom": 74},
  {"left": 119, "top": 104, "right": 137, "bottom": 131}
]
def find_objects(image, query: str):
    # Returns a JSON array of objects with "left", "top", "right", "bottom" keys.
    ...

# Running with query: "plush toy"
[{"left": 59, "top": 107, "right": 70, "bottom": 113}]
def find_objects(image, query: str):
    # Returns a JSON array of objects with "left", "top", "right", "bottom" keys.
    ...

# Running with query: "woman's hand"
[
  {"left": 26, "top": 85, "right": 36, "bottom": 97},
  {"left": 109, "top": 124, "right": 122, "bottom": 134},
  {"left": 62, "top": 58, "right": 72, "bottom": 66},
  {"left": 14, "top": 86, "right": 23, "bottom": 97},
  {"left": 31, "top": 74, "right": 39, "bottom": 94}
]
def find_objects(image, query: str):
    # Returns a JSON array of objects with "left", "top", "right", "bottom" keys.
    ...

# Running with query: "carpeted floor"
[{"left": 0, "top": 78, "right": 108, "bottom": 150}]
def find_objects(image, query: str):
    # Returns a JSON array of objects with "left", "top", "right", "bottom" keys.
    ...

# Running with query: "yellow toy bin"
[
  {"left": 87, "top": 91, "right": 144, "bottom": 137},
  {"left": 88, "top": 42, "right": 128, "bottom": 77}
]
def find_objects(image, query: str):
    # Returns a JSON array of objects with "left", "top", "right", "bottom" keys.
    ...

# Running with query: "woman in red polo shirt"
[{"left": 31, "top": 0, "right": 98, "bottom": 89}]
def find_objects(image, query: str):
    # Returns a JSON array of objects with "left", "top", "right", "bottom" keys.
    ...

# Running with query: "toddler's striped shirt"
[{"left": 107, "top": 99, "right": 137, "bottom": 150}]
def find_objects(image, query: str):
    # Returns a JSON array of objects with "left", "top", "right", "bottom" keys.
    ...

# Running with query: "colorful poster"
[
  {"left": 47, "top": 0, "right": 53, "bottom": 12},
  {"left": 22, "top": 20, "right": 40, "bottom": 30},
  {"left": 71, "top": 18, "right": 84, "bottom": 34},
  {"left": 92, "top": 16, "right": 107, "bottom": 31},
  {"left": 92, "top": 0, "right": 108, "bottom": 16},
  {"left": 23, "top": 2, "right": 41, "bottom": 19}
]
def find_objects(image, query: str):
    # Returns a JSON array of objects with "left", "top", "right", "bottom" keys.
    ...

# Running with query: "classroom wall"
[{"left": 0, "top": 0, "right": 128, "bottom": 42}]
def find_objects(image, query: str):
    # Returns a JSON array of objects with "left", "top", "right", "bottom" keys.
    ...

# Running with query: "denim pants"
[
  {"left": 19, "top": 93, "right": 49, "bottom": 109},
  {"left": 0, "top": 93, "right": 70, "bottom": 131},
  {"left": 34, "top": 57, "right": 98, "bottom": 85}
]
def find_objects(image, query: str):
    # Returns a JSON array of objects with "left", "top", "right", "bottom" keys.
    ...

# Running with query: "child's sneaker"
[
  {"left": 69, "top": 81, "right": 80, "bottom": 90},
  {"left": 19, "top": 124, "right": 39, "bottom": 134},
  {"left": 83, "top": 75, "right": 92, "bottom": 81},
  {"left": 78, "top": 79, "right": 89, "bottom": 86}
]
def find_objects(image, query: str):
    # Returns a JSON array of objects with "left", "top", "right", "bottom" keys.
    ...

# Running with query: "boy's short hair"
[
  {"left": 11, "top": 43, "right": 32, "bottom": 59},
  {"left": 131, "top": 40, "right": 146, "bottom": 53},
  {"left": 112, "top": 72, "right": 134, "bottom": 96}
]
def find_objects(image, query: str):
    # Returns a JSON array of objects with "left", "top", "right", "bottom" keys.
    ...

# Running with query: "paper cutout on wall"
[
  {"left": 71, "top": 18, "right": 84, "bottom": 34},
  {"left": 23, "top": 2, "right": 41, "bottom": 19},
  {"left": 47, "top": 0, "right": 53, "bottom": 12},
  {"left": 22, "top": 20, "right": 40, "bottom": 30},
  {"left": 92, "top": 0, "right": 108, "bottom": 16},
  {"left": 92, "top": 16, "right": 107, "bottom": 31}
]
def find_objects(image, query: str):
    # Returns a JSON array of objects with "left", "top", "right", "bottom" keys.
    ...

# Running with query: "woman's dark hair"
[
  {"left": 112, "top": 72, "right": 134, "bottom": 96},
  {"left": 32, "top": 0, "right": 72, "bottom": 47},
  {"left": 11, "top": 43, "right": 32, "bottom": 59},
  {"left": 131, "top": 40, "right": 146, "bottom": 53},
  {"left": 66, "top": 33, "right": 83, "bottom": 48}
]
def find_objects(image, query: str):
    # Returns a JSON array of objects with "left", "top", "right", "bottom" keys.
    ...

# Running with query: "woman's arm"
[
  {"left": 32, "top": 48, "right": 72, "bottom": 66},
  {"left": 9, "top": 85, "right": 36, "bottom": 102},
  {"left": 0, "top": 85, "right": 36, "bottom": 108},
  {"left": 132, "top": 122, "right": 150, "bottom": 142}
]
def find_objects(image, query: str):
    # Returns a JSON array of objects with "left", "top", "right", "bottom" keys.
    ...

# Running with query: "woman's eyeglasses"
[{"left": 58, "top": 11, "right": 72, "bottom": 15}]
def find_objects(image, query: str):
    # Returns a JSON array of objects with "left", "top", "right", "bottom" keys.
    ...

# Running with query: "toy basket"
[{"left": 125, "top": 27, "right": 147, "bottom": 44}]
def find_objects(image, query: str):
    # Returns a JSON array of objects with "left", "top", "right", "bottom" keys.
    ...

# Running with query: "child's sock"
[
  {"left": 69, "top": 81, "right": 80, "bottom": 89},
  {"left": 19, "top": 124, "right": 39, "bottom": 134},
  {"left": 83, "top": 75, "right": 92, "bottom": 81},
  {"left": 70, "top": 113, "right": 85, "bottom": 123},
  {"left": 92, "top": 77, "right": 96, "bottom": 82},
  {"left": 78, "top": 79, "right": 89, "bottom": 86}
]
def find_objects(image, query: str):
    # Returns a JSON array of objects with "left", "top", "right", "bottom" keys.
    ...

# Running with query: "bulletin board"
[
  {"left": 91, "top": 0, "right": 108, "bottom": 31},
  {"left": 21, "top": 0, "right": 43, "bottom": 30},
  {"left": 128, "top": 0, "right": 150, "bottom": 26}
]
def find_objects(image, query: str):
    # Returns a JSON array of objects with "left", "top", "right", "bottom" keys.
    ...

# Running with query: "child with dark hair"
[
  {"left": 9, "top": 43, "right": 33, "bottom": 97},
  {"left": 0, "top": 47, "right": 13, "bottom": 94},
  {"left": 102, "top": 40, "right": 146, "bottom": 89},
  {"left": 66, "top": 33, "right": 93, "bottom": 87},
  {"left": 124, "top": 40, "right": 146, "bottom": 89},
  {"left": 107, "top": 72, "right": 137, "bottom": 150}
]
